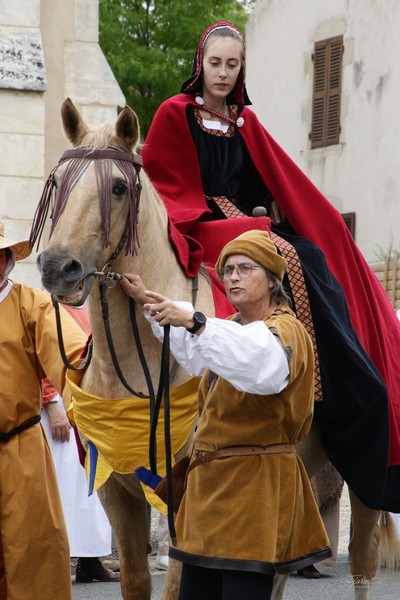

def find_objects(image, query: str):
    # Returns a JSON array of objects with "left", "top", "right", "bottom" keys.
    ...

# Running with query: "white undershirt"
[
  {"left": 0, "top": 279, "right": 13, "bottom": 303},
  {"left": 145, "top": 302, "right": 290, "bottom": 395},
  {"left": 202, "top": 118, "right": 229, "bottom": 134}
]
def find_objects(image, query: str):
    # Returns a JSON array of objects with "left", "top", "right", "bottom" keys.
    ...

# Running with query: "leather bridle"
[{"left": 41, "top": 145, "right": 186, "bottom": 541}]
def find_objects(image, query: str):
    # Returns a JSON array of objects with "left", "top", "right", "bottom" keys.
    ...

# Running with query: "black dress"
[{"left": 187, "top": 107, "right": 399, "bottom": 511}]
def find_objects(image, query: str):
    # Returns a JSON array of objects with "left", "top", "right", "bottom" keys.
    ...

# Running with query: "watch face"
[
  {"left": 194, "top": 312, "right": 207, "bottom": 325},
  {"left": 187, "top": 311, "right": 207, "bottom": 333}
]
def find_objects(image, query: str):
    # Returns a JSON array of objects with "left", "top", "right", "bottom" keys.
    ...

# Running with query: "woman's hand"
[
  {"left": 120, "top": 279, "right": 202, "bottom": 331},
  {"left": 270, "top": 200, "right": 285, "bottom": 226},
  {"left": 144, "top": 291, "right": 197, "bottom": 330},
  {"left": 44, "top": 403, "right": 71, "bottom": 443},
  {"left": 120, "top": 273, "right": 152, "bottom": 306}
]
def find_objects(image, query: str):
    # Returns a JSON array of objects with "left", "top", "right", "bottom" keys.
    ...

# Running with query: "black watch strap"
[{"left": 186, "top": 311, "right": 207, "bottom": 334}]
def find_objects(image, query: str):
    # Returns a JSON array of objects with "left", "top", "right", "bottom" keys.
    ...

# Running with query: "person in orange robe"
[{"left": 0, "top": 219, "right": 86, "bottom": 600}]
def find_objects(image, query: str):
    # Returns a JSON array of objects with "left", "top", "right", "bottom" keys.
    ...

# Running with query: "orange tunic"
[{"left": 0, "top": 282, "right": 86, "bottom": 599}]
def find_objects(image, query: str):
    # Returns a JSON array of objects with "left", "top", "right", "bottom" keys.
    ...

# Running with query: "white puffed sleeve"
[{"left": 145, "top": 302, "right": 289, "bottom": 395}]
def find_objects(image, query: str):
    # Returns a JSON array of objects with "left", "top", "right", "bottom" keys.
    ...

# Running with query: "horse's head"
[{"left": 32, "top": 98, "right": 142, "bottom": 305}]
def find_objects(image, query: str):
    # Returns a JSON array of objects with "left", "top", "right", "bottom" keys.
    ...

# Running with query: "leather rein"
[
  {"left": 49, "top": 146, "right": 196, "bottom": 542},
  {"left": 51, "top": 147, "right": 148, "bottom": 395}
]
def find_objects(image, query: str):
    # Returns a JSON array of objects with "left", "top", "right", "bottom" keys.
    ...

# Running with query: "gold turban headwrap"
[{"left": 215, "top": 230, "right": 287, "bottom": 281}]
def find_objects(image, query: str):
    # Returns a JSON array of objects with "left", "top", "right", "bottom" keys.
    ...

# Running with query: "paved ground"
[
  {"left": 73, "top": 488, "right": 400, "bottom": 599},
  {"left": 72, "top": 558, "right": 166, "bottom": 600},
  {"left": 72, "top": 555, "right": 400, "bottom": 600}
]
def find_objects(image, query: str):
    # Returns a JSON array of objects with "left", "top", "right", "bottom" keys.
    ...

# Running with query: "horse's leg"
[
  {"left": 271, "top": 574, "right": 288, "bottom": 600},
  {"left": 160, "top": 557, "right": 182, "bottom": 600},
  {"left": 0, "top": 531, "right": 6, "bottom": 599},
  {"left": 348, "top": 488, "right": 381, "bottom": 600},
  {"left": 311, "top": 461, "right": 343, "bottom": 569},
  {"left": 271, "top": 422, "right": 330, "bottom": 599},
  {"left": 296, "top": 420, "right": 328, "bottom": 478},
  {"left": 98, "top": 472, "right": 151, "bottom": 600},
  {"left": 159, "top": 430, "right": 198, "bottom": 598},
  {"left": 319, "top": 495, "right": 341, "bottom": 566}
]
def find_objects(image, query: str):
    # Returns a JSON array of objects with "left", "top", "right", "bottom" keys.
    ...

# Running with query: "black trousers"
[{"left": 178, "top": 564, "right": 274, "bottom": 600}]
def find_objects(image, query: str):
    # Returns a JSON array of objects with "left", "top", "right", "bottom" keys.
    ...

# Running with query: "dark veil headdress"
[{"left": 180, "top": 21, "right": 252, "bottom": 106}]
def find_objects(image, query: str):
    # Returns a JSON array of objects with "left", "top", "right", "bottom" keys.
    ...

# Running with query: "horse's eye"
[{"left": 113, "top": 181, "right": 127, "bottom": 197}]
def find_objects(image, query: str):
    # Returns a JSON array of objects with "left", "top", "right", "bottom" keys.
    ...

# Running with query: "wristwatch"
[{"left": 186, "top": 311, "right": 207, "bottom": 334}]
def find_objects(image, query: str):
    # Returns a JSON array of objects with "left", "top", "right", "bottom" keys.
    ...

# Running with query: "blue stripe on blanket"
[{"left": 135, "top": 466, "right": 163, "bottom": 490}]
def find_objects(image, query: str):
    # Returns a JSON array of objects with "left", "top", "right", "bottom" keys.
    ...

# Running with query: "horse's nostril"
[{"left": 63, "top": 259, "right": 83, "bottom": 282}]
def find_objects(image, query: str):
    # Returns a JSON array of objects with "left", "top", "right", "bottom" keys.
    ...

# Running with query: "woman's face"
[
  {"left": 221, "top": 253, "right": 271, "bottom": 310},
  {"left": 201, "top": 37, "right": 242, "bottom": 105}
]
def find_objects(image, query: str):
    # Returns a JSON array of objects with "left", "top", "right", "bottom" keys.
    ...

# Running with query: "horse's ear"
[
  {"left": 61, "top": 98, "right": 90, "bottom": 146},
  {"left": 115, "top": 106, "right": 140, "bottom": 150}
]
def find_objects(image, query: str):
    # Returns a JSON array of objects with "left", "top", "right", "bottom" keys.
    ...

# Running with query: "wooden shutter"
[
  {"left": 341, "top": 212, "right": 356, "bottom": 239},
  {"left": 311, "top": 36, "right": 343, "bottom": 148}
]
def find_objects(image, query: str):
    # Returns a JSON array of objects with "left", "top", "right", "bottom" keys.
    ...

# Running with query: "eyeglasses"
[{"left": 217, "top": 263, "right": 263, "bottom": 282}]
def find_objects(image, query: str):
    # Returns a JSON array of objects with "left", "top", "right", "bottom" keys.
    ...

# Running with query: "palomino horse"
[{"left": 32, "top": 99, "right": 397, "bottom": 600}]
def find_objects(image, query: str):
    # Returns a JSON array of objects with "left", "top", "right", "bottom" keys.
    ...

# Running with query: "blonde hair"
[{"left": 266, "top": 271, "right": 292, "bottom": 307}]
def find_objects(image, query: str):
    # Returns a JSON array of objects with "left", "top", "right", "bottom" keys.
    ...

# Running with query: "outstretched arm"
[
  {"left": 120, "top": 274, "right": 289, "bottom": 394},
  {"left": 120, "top": 275, "right": 205, "bottom": 334}
]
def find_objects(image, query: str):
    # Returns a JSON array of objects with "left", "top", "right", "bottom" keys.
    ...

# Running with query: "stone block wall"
[
  {"left": 0, "top": 0, "right": 46, "bottom": 285},
  {"left": 370, "top": 258, "right": 400, "bottom": 310},
  {"left": 0, "top": 0, "right": 124, "bottom": 287}
]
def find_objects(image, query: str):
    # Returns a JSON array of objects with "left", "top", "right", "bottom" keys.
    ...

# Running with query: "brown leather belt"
[{"left": 189, "top": 443, "right": 295, "bottom": 474}]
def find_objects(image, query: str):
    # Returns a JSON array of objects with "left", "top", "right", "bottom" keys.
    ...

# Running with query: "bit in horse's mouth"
[
  {"left": 54, "top": 270, "right": 116, "bottom": 304},
  {"left": 55, "top": 277, "right": 86, "bottom": 305}
]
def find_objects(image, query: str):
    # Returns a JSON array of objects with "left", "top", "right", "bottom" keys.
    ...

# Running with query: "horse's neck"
[
  {"left": 81, "top": 245, "right": 201, "bottom": 397},
  {"left": 80, "top": 176, "right": 214, "bottom": 398},
  {"left": 82, "top": 288, "right": 158, "bottom": 398}
]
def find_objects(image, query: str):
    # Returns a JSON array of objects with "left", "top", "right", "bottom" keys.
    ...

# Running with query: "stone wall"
[
  {"left": 0, "top": 1, "right": 45, "bottom": 285},
  {"left": 0, "top": 0, "right": 124, "bottom": 287},
  {"left": 370, "top": 258, "right": 400, "bottom": 310},
  {"left": 246, "top": 0, "right": 400, "bottom": 265}
]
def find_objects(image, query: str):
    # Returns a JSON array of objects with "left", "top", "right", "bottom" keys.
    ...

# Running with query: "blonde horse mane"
[{"left": 77, "top": 123, "right": 135, "bottom": 152}]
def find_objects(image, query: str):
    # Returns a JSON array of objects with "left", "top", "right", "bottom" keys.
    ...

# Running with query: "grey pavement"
[
  {"left": 73, "top": 492, "right": 400, "bottom": 599},
  {"left": 72, "top": 555, "right": 166, "bottom": 600},
  {"left": 72, "top": 554, "right": 400, "bottom": 599},
  {"left": 284, "top": 555, "right": 400, "bottom": 599}
]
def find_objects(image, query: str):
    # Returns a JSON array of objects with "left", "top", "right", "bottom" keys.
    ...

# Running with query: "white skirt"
[{"left": 41, "top": 395, "right": 112, "bottom": 557}]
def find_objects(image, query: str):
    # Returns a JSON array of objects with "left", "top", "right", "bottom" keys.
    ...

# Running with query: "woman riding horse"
[{"left": 141, "top": 20, "right": 400, "bottom": 516}]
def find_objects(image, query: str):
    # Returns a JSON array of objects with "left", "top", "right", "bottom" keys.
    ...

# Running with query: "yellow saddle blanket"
[{"left": 67, "top": 368, "right": 200, "bottom": 513}]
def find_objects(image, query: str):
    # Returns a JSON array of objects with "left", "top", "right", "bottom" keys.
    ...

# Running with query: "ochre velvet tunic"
[
  {"left": 170, "top": 308, "right": 331, "bottom": 574},
  {"left": 0, "top": 282, "right": 86, "bottom": 599}
]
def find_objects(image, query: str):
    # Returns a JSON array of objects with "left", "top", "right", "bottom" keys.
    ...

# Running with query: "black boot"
[
  {"left": 75, "top": 557, "right": 120, "bottom": 583},
  {"left": 297, "top": 565, "right": 321, "bottom": 578}
]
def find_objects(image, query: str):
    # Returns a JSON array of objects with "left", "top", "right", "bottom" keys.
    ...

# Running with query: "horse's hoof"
[{"left": 297, "top": 565, "right": 321, "bottom": 578}]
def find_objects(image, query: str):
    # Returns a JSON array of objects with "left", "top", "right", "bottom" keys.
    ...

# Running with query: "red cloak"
[{"left": 141, "top": 93, "right": 400, "bottom": 465}]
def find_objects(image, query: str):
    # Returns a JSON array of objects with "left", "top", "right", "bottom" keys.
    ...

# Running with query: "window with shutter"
[
  {"left": 342, "top": 212, "right": 356, "bottom": 239},
  {"left": 311, "top": 36, "right": 343, "bottom": 148}
]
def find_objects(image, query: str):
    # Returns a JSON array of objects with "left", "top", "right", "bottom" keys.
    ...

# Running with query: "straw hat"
[{"left": 0, "top": 219, "right": 32, "bottom": 261}]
